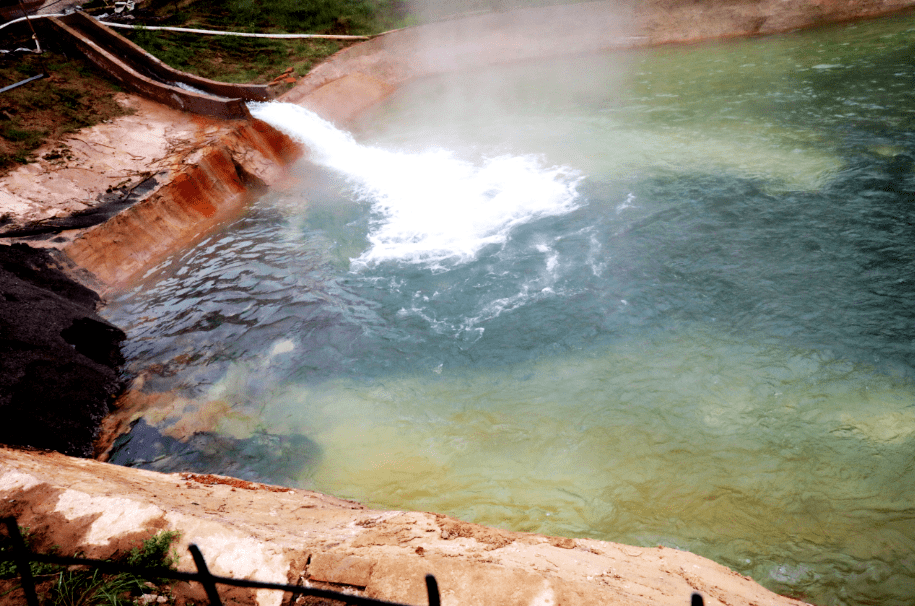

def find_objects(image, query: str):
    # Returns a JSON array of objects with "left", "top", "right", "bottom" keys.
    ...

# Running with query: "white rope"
[{"left": 97, "top": 21, "right": 371, "bottom": 40}]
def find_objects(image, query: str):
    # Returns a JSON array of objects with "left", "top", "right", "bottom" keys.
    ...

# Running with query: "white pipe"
[
  {"left": 0, "top": 13, "right": 65, "bottom": 32},
  {"left": 97, "top": 21, "right": 371, "bottom": 40},
  {"left": 0, "top": 13, "right": 371, "bottom": 39}
]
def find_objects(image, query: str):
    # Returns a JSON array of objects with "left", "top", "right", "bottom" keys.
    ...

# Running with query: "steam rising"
[{"left": 395, "top": 0, "right": 634, "bottom": 76}]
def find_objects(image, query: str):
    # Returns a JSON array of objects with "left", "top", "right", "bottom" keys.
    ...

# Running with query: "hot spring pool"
[{"left": 104, "top": 15, "right": 915, "bottom": 606}]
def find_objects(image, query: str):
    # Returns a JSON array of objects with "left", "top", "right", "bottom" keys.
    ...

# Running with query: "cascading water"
[
  {"left": 105, "top": 15, "right": 915, "bottom": 606},
  {"left": 248, "top": 102, "right": 583, "bottom": 270}
]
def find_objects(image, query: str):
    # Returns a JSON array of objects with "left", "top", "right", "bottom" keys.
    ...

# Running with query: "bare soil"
[{"left": 0, "top": 42, "right": 131, "bottom": 177}]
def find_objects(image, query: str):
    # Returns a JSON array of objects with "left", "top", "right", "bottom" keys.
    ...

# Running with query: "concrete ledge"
[
  {"left": 298, "top": 73, "right": 396, "bottom": 125},
  {"left": 58, "top": 12, "right": 272, "bottom": 102}
]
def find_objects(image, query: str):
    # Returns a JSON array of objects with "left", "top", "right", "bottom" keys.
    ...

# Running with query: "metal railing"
[{"left": 1, "top": 516, "right": 706, "bottom": 606}]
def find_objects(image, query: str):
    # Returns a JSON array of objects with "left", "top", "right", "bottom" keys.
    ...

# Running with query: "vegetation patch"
[
  {"left": 0, "top": 47, "right": 131, "bottom": 175},
  {"left": 0, "top": 526, "right": 181, "bottom": 605},
  {"left": 107, "top": 0, "right": 409, "bottom": 83},
  {"left": 125, "top": 28, "right": 348, "bottom": 84}
]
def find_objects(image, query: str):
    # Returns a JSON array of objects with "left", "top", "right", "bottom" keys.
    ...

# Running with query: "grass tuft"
[
  {"left": 0, "top": 49, "right": 130, "bottom": 176},
  {"left": 123, "top": 530, "right": 181, "bottom": 572},
  {"left": 0, "top": 526, "right": 61, "bottom": 580},
  {"left": 0, "top": 527, "right": 181, "bottom": 605}
]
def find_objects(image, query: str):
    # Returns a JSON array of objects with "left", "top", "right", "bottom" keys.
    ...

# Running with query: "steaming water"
[{"left": 104, "top": 16, "right": 915, "bottom": 606}]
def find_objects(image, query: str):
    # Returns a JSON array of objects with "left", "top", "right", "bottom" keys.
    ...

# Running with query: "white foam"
[
  {"left": 616, "top": 192, "right": 636, "bottom": 214},
  {"left": 249, "top": 102, "right": 582, "bottom": 270}
]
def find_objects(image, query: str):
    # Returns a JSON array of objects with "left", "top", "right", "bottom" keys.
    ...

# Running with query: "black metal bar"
[
  {"left": 1, "top": 517, "right": 40, "bottom": 606},
  {"left": 0, "top": 73, "right": 45, "bottom": 94},
  {"left": 692, "top": 592, "right": 705, "bottom": 606},
  {"left": 425, "top": 574, "right": 440, "bottom": 606},
  {"left": 189, "top": 544, "right": 224, "bottom": 606},
  {"left": 0, "top": 549, "right": 421, "bottom": 606}
]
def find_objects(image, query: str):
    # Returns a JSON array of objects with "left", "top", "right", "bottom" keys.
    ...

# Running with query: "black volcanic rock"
[{"left": 0, "top": 243, "right": 125, "bottom": 457}]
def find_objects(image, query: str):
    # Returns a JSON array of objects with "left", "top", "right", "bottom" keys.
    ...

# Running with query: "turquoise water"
[{"left": 105, "top": 16, "right": 915, "bottom": 606}]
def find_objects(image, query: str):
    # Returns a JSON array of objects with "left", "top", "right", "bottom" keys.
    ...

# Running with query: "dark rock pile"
[{"left": 0, "top": 243, "right": 125, "bottom": 457}]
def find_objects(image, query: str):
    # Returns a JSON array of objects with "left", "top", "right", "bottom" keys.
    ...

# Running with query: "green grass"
[
  {"left": 117, "top": 0, "right": 410, "bottom": 84},
  {"left": 124, "top": 531, "right": 181, "bottom": 573},
  {"left": 126, "top": 26, "right": 348, "bottom": 83},
  {"left": 0, "top": 526, "right": 60, "bottom": 580},
  {"left": 0, "top": 49, "right": 130, "bottom": 174},
  {"left": 0, "top": 124, "right": 46, "bottom": 144},
  {"left": 1, "top": 527, "right": 181, "bottom": 606},
  {"left": 134, "top": 0, "right": 407, "bottom": 35},
  {"left": 46, "top": 568, "right": 142, "bottom": 606}
]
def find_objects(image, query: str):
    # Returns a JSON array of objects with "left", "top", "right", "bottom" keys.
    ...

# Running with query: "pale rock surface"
[
  {"left": 0, "top": 447, "right": 811, "bottom": 606},
  {"left": 0, "top": 95, "right": 231, "bottom": 231}
]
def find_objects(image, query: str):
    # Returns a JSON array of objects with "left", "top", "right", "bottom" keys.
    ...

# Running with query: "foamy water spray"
[{"left": 249, "top": 102, "right": 582, "bottom": 270}]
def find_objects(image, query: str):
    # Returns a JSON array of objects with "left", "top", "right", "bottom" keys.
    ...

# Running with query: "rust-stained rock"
[
  {"left": 0, "top": 96, "right": 301, "bottom": 292},
  {"left": 0, "top": 447, "right": 811, "bottom": 606},
  {"left": 0, "top": 95, "right": 227, "bottom": 234},
  {"left": 62, "top": 118, "right": 300, "bottom": 290}
]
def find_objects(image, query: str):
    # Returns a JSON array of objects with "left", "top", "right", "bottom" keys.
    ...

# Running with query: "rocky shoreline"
[{"left": 0, "top": 448, "right": 815, "bottom": 606}]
